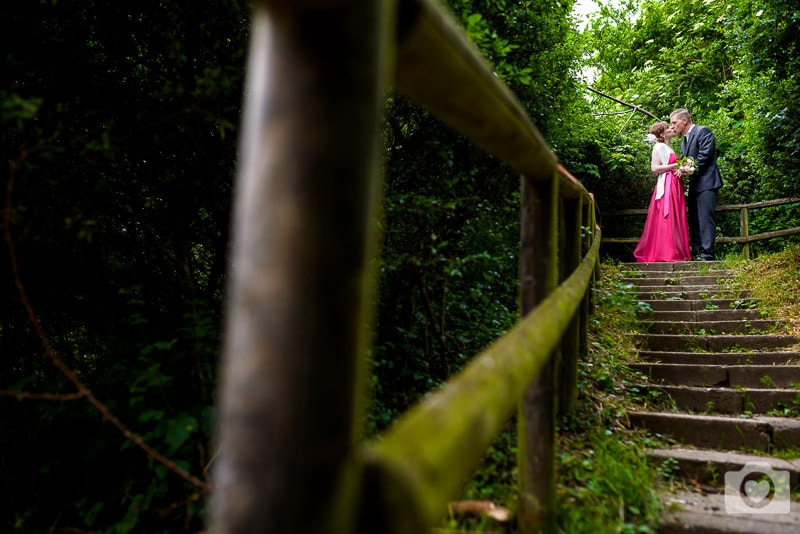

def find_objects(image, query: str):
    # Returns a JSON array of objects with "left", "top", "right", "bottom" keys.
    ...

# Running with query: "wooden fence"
[
  {"left": 211, "top": 1, "right": 599, "bottom": 532},
  {"left": 602, "top": 197, "right": 800, "bottom": 259}
]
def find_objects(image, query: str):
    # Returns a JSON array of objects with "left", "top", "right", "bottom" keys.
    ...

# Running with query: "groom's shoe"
[{"left": 694, "top": 254, "right": 714, "bottom": 261}]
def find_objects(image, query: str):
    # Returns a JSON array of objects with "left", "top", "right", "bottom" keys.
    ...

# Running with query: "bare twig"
[
  {"left": 586, "top": 86, "right": 659, "bottom": 120},
  {"left": 0, "top": 390, "right": 85, "bottom": 401}
]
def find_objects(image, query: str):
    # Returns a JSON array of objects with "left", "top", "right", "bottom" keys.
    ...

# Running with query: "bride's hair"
[{"left": 649, "top": 121, "right": 670, "bottom": 143}]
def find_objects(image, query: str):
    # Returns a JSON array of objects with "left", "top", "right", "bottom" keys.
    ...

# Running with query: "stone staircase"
[{"left": 621, "top": 261, "right": 800, "bottom": 533}]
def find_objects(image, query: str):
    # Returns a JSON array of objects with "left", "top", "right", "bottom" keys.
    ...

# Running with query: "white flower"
[{"left": 676, "top": 156, "right": 696, "bottom": 177}]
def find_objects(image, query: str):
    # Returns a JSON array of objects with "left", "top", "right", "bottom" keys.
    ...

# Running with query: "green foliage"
[
  {"left": 370, "top": 98, "right": 521, "bottom": 429},
  {"left": 556, "top": 427, "right": 663, "bottom": 533},
  {"left": 456, "top": 420, "right": 519, "bottom": 510},
  {"left": 1, "top": 0, "right": 245, "bottom": 531}
]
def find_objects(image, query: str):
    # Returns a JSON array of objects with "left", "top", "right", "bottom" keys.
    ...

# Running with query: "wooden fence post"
[
  {"left": 580, "top": 200, "right": 593, "bottom": 359},
  {"left": 740, "top": 207, "right": 750, "bottom": 260},
  {"left": 518, "top": 172, "right": 559, "bottom": 533},
  {"left": 211, "top": 2, "right": 386, "bottom": 532},
  {"left": 558, "top": 197, "right": 581, "bottom": 416},
  {"left": 590, "top": 201, "right": 600, "bottom": 292}
]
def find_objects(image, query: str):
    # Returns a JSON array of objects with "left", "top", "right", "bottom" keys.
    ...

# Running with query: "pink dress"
[{"left": 633, "top": 152, "right": 691, "bottom": 262}]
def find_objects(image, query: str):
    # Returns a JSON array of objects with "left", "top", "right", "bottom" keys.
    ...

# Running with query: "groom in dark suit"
[{"left": 670, "top": 109, "right": 723, "bottom": 261}]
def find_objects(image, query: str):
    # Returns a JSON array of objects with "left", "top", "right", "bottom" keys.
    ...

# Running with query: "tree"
[{"left": 1, "top": 1, "right": 246, "bottom": 530}]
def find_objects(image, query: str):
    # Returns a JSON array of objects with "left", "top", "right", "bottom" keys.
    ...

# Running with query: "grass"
[{"left": 728, "top": 249, "right": 800, "bottom": 336}]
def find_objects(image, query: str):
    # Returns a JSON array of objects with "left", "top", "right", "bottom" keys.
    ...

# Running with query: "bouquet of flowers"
[{"left": 676, "top": 156, "right": 696, "bottom": 177}]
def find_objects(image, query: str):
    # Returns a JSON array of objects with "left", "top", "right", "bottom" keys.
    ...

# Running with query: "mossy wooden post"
[
  {"left": 580, "top": 199, "right": 593, "bottom": 357},
  {"left": 211, "top": 1, "right": 386, "bottom": 532},
  {"left": 518, "top": 172, "right": 559, "bottom": 533},
  {"left": 558, "top": 196, "right": 581, "bottom": 416},
  {"left": 589, "top": 199, "right": 600, "bottom": 304},
  {"left": 739, "top": 206, "right": 750, "bottom": 259}
]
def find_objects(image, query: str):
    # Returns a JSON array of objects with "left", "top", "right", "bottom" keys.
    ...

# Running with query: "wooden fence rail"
[
  {"left": 602, "top": 197, "right": 800, "bottom": 259},
  {"left": 211, "top": 0, "right": 599, "bottom": 533}
]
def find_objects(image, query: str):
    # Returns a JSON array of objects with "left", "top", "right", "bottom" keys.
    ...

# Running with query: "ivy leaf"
[{"left": 164, "top": 415, "right": 198, "bottom": 455}]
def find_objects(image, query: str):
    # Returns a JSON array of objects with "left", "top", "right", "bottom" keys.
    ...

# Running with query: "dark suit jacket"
[{"left": 681, "top": 125, "right": 723, "bottom": 192}]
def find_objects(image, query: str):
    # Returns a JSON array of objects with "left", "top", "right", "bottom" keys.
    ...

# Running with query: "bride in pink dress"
[{"left": 634, "top": 121, "right": 691, "bottom": 262}]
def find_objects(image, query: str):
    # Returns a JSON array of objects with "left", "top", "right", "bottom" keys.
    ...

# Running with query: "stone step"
[
  {"left": 624, "top": 275, "right": 734, "bottom": 287},
  {"left": 649, "top": 448, "right": 800, "bottom": 488},
  {"left": 641, "top": 320, "right": 783, "bottom": 335},
  {"left": 621, "top": 268, "right": 735, "bottom": 280},
  {"left": 637, "top": 351, "right": 800, "bottom": 366},
  {"left": 636, "top": 289, "right": 752, "bottom": 301},
  {"left": 658, "top": 489, "right": 800, "bottom": 533},
  {"left": 623, "top": 261, "right": 800, "bottom": 532},
  {"left": 629, "top": 363, "right": 800, "bottom": 388},
  {"left": 647, "top": 310, "right": 764, "bottom": 322},
  {"left": 632, "top": 384, "right": 800, "bottom": 414},
  {"left": 628, "top": 412, "right": 800, "bottom": 452},
  {"left": 641, "top": 299, "right": 759, "bottom": 312},
  {"left": 650, "top": 449, "right": 800, "bottom": 533},
  {"left": 622, "top": 261, "right": 724, "bottom": 272},
  {"left": 631, "top": 334, "right": 799, "bottom": 352}
]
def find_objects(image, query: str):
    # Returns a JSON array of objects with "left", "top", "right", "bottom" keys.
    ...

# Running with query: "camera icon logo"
[{"left": 724, "top": 462, "right": 791, "bottom": 514}]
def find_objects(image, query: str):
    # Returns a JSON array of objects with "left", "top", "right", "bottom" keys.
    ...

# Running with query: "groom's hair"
[{"left": 670, "top": 108, "right": 693, "bottom": 123}]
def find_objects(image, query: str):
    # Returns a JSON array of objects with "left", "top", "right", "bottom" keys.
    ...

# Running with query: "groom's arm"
[{"left": 693, "top": 127, "right": 717, "bottom": 172}]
